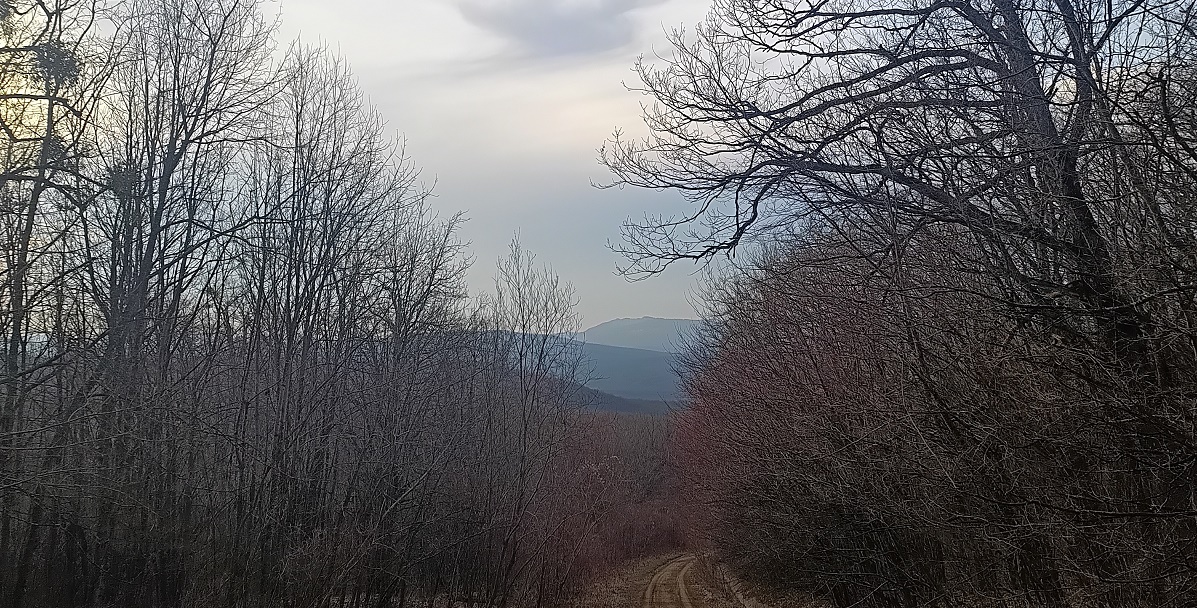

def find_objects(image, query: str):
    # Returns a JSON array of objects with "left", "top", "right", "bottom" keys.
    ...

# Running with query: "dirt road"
[{"left": 641, "top": 554, "right": 700, "bottom": 608}]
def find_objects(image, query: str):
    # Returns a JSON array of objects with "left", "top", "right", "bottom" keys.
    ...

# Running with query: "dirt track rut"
[{"left": 642, "top": 554, "right": 699, "bottom": 608}]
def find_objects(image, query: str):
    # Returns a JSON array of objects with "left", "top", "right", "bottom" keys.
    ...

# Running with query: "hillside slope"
[
  {"left": 576, "top": 386, "right": 675, "bottom": 416},
  {"left": 579, "top": 342, "right": 684, "bottom": 402},
  {"left": 582, "top": 317, "right": 701, "bottom": 353}
]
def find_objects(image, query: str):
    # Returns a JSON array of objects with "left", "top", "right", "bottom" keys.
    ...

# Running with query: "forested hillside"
[
  {"left": 579, "top": 342, "right": 682, "bottom": 402},
  {"left": 605, "top": 0, "right": 1197, "bottom": 605}
]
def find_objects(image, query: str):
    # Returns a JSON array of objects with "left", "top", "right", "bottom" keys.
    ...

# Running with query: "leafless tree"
[
  {"left": 609, "top": 1, "right": 1197, "bottom": 605},
  {"left": 0, "top": 2, "right": 112, "bottom": 605},
  {"left": 2, "top": 1, "right": 645, "bottom": 606}
]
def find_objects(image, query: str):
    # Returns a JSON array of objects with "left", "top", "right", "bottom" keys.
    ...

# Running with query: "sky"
[{"left": 276, "top": 0, "right": 714, "bottom": 327}]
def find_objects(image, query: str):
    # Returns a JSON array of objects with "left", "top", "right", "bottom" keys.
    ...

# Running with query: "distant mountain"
[
  {"left": 578, "top": 342, "right": 684, "bottom": 402},
  {"left": 582, "top": 317, "right": 701, "bottom": 353},
  {"left": 474, "top": 328, "right": 686, "bottom": 408},
  {"left": 575, "top": 385, "right": 675, "bottom": 416}
]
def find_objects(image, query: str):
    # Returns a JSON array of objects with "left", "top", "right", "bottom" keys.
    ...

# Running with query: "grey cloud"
[{"left": 457, "top": 0, "right": 666, "bottom": 58}]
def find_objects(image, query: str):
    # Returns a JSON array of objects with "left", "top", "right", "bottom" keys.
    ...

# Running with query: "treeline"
[
  {"left": 604, "top": 0, "right": 1197, "bottom": 606},
  {"left": 0, "top": 1, "right": 677, "bottom": 607}
]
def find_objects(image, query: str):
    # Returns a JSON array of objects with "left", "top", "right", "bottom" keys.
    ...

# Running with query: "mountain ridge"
[{"left": 581, "top": 316, "right": 701, "bottom": 353}]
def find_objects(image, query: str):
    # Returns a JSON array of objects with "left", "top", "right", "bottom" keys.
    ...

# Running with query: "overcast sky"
[{"left": 276, "top": 0, "right": 714, "bottom": 327}]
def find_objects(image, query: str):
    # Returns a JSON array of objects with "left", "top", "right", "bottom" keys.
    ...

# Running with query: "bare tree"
[
  {"left": 0, "top": 1, "right": 671, "bottom": 607},
  {"left": 609, "top": 2, "right": 1197, "bottom": 605},
  {"left": 604, "top": 0, "right": 1197, "bottom": 373},
  {"left": 0, "top": 2, "right": 112, "bottom": 605}
]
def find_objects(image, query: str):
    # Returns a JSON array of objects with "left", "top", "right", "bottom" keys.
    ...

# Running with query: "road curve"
[{"left": 642, "top": 554, "right": 700, "bottom": 608}]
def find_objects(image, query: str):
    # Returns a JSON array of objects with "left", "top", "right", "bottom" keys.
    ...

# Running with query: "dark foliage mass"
[
  {"left": 605, "top": 0, "right": 1197, "bottom": 605},
  {"left": 0, "top": 1, "right": 680, "bottom": 606}
]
